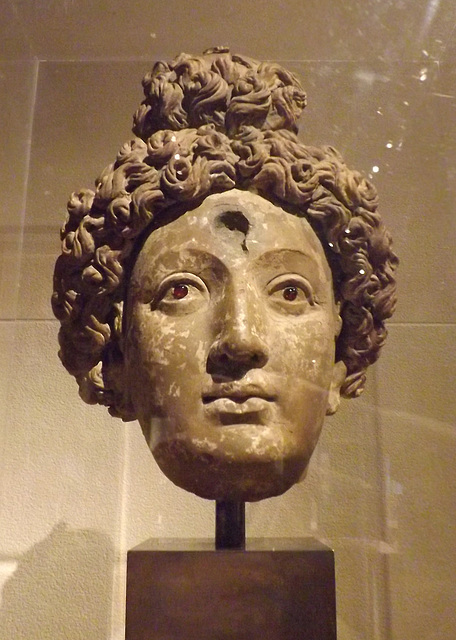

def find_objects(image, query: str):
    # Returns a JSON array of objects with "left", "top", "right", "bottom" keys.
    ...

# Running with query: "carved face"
[{"left": 123, "top": 190, "right": 345, "bottom": 501}]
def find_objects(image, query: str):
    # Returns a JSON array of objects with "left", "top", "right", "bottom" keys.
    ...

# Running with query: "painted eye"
[
  {"left": 266, "top": 274, "right": 316, "bottom": 315},
  {"left": 283, "top": 286, "right": 298, "bottom": 301},
  {"left": 172, "top": 284, "right": 189, "bottom": 299},
  {"left": 154, "top": 273, "right": 209, "bottom": 315}
]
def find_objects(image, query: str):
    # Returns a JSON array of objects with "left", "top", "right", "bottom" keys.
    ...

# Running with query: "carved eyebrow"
[
  {"left": 254, "top": 248, "right": 323, "bottom": 267},
  {"left": 252, "top": 248, "right": 330, "bottom": 295},
  {"left": 134, "top": 248, "right": 229, "bottom": 287}
]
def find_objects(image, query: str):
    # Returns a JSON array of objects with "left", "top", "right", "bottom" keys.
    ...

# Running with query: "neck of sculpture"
[{"left": 215, "top": 500, "right": 246, "bottom": 549}]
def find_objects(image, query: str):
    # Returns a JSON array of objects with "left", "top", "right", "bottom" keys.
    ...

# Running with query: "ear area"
[
  {"left": 102, "top": 338, "right": 138, "bottom": 422},
  {"left": 326, "top": 360, "right": 347, "bottom": 415}
]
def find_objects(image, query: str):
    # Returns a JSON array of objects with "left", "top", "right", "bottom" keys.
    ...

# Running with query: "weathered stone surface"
[
  {"left": 124, "top": 190, "right": 345, "bottom": 500},
  {"left": 51, "top": 48, "right": 398, "bottom": 501}
]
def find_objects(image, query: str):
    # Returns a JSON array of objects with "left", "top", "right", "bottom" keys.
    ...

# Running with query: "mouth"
[
  {"left": 202, "top": 384, "right": 276, "bottom": 426},
  {"left": 202, "top": 382, "right": 276, "bottom": 404}
]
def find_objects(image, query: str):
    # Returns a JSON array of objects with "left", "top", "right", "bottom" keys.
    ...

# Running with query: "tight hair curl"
[{"left": 52, "top": 47, "right": 398, "bottom": 419}]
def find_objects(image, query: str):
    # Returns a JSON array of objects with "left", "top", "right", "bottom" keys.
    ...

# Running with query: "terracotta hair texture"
[{"left": 52, "top": 47, "right": 398, "bottom": 419}]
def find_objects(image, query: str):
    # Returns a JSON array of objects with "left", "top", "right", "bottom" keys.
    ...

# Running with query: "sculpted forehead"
[{"left": 134, "top": 190, "right": 332, "bottom": 284}]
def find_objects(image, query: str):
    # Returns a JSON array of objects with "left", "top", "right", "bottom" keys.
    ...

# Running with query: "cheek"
[
  {"left": 270, "top": 315, "right": 336, "bottom": 383},
  {"left": 124, "top": 310, "right": 211, "bottom": 397},
  {"left": 269, "top": 316, "right": 336, "bottom": 450}
]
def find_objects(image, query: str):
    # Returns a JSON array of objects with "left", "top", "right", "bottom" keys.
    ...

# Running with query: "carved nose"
[
  {"left": 208, "top": 295, "right": 269, "bottom": 374},
  {"left": 209, "top": 332, "right": 269, "bottom": 369}
]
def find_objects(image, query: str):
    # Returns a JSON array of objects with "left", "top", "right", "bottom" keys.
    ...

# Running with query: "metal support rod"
[{"left": 215, "top": 501, "right": 245, "bottom": 549}]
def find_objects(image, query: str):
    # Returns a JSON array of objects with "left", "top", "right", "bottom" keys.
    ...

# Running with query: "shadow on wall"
[{"left": 0, "top": 522, "right": 115, "bottom": 640}]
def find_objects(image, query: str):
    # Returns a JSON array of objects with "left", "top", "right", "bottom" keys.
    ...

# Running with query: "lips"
[
  {"left": 202, "top": 381, "right": 276, "bottom": 404},
  {"left": 202, "top": 381, "right": 276, "bottom": 425},
  {"left": 204, "top": 396, "right": 272, "bottom": 413}
]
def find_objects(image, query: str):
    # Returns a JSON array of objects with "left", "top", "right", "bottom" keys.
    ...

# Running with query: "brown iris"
[
  {"left": 283, "top": 286, "right": 298, "bottom": 301},
  {"left": 172, "top": 284, "right": 189, "bottom": 299}
]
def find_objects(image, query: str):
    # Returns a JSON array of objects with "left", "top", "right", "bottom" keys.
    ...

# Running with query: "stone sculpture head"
[{"left": 52, "top": 48, "right": 398, "bottom": 501}]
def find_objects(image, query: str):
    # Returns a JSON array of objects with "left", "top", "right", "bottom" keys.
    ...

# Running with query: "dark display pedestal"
[{"left": 125, "top": 537, "right": 337, "bottom": 640}]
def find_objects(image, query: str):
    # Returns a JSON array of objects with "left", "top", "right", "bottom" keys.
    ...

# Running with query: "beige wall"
[{"left": 1, "top": 2, "right": 455, "bottom": 639}]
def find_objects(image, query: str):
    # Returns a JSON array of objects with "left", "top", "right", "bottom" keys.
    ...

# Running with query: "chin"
[{"left": 152, "top": 437, "right": 310, "bottom": 501}]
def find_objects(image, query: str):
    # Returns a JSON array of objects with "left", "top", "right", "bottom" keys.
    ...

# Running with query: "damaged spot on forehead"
[
  {"left": 215, "top": 210, "right": 250, "bottom": 253},
  {"left": 216, "top": 210, "right": 250, "bottom": 235}
]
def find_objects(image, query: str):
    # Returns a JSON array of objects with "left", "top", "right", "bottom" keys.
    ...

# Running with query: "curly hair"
[{"left": 52, "top": 47, "right": 398, "bottom": 420}]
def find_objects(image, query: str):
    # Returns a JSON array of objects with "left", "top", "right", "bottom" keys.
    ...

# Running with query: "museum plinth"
[{"left": 125, "top": 537, "right": 337, "bottom": 640}]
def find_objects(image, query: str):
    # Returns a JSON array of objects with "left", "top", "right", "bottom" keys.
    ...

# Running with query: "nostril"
[
  {"left": 207, "top": 337, "right": 269, "bottom": 376},
  {"left": 251, "top": 353, "right": 262, "bottom": 366},
  {"left": 251, "top": 350, "right": 269, "bottom": 368}
]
